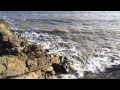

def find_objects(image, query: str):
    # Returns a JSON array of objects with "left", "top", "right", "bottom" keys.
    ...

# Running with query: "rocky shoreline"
[
  {"left": 0, "top": 19, "right": 69, "bottom": 79},
  {"left": 2, "top": 19, "right": 120, "bottom": 79}
]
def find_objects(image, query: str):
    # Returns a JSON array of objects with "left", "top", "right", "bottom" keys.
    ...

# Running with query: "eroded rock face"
[
  {"left": 0, "top": 19, "right": 68, "bottom": 79},
  {"left": 0, "top": 20, "right": 28, "bottom": 56}
]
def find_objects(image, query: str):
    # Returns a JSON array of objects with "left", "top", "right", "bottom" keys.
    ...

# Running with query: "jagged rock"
[
  {"left": 23, "top": 44, "right": 46, "bottom": 60},
  {"left": 0, "top": 19, "right": 28, "bottom": 55},
  {"left": 0, "top": 19, "right": 69, "bottom": 79},
  {"left": 23, "top": 44, "right": 43, "bottom": 52},
  {"left": 0, "top": 19, "right": 13, "bottom": 41}
]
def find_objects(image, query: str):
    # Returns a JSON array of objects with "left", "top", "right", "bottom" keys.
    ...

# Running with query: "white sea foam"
[
  {"left": 1, "top": 11, "right": 120, "bottom": 79},
  {"left": 20, "top": 30, "right": 120, "bottom": 79}
]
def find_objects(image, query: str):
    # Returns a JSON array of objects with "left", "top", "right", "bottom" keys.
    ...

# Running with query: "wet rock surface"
[{"left": 0, "top": 19, "right": 68, "bottom": 79}]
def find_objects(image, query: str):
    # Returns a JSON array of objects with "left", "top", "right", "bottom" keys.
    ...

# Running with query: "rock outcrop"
[{"left": 0, "top": 19, "right": 68, "bottom": 79}]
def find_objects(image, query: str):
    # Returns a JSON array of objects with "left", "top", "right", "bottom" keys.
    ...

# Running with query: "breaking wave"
[{"left": 1, "top": 11, "right": 120, "bottom": 79}]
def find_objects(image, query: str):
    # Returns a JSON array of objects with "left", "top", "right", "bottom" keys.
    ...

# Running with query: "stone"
[
  {"left": 0, "top": 20, "right": 69, "bottom": 79},
  {"left": 9, "top": 72, "right": 39, "bottom": 79},
  {"left": 26, "top": 60, "right": 38, "bottom": 71},
  {"left": 0, "top": 63, "right": 6, "bottom": 73},
  {"left": 0, "top": 57, "right": 29, "bottom": 78},
  {"left": 0, "top": 20, "right": 13, "bottom": 41},
  {"left": 51, "top": 55, "right": 61, "bottom": 64}
]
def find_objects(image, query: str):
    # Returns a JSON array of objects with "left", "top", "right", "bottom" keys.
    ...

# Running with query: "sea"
[{"left": 1, "top": 11, "right": 120, "bottom": 79}]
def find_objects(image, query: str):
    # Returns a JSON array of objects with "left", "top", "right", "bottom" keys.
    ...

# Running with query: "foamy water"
[{"left": 1, "top": 11, "right": 120, "bottom": 79}]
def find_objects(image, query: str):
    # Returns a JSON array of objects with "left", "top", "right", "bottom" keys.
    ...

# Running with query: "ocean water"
[{"left": 1, "top": 11, "right": 120, "bottom": 79}]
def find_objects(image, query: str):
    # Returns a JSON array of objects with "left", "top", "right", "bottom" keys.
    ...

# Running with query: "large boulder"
[{"left": 0, "top": 56, "right": 29, "bottom": 79}]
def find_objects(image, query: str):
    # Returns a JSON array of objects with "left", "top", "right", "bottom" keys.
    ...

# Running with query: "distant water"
[
  {"left": 1, "top": 11, "right": 120, "bottom": 79},
  {"left": 1, "top": 11, "right": 120, "bottom": 31}
]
